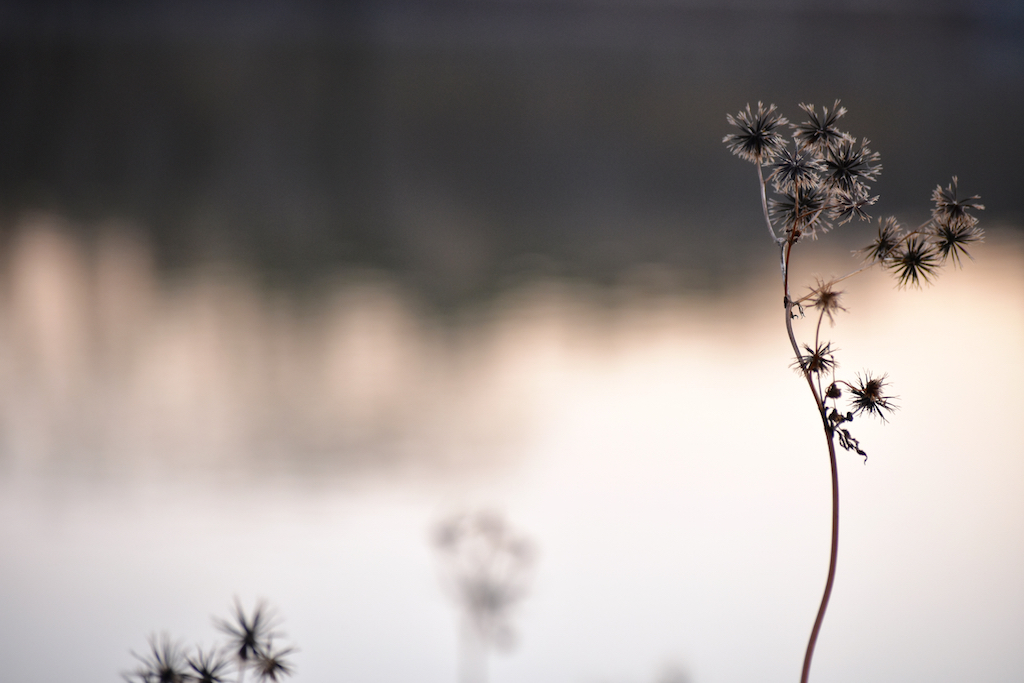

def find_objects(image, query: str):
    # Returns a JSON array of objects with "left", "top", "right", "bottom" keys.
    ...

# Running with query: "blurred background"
[{"left": 0, "top": 1, "right": 1022, "bottom": 682}]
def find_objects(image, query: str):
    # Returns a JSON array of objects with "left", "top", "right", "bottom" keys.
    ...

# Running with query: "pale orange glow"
[{"left": 0, "top": 221, "right": 1021, "bottom": 683}]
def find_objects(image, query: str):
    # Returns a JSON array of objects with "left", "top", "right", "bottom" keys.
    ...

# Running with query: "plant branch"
[
  {"left": 758, "top": 164, "right": 788, "bottom": 280},
  {"left": 791, "top": 263, "right": 876, "bottom": 307},
  {"left": 800, "top": 421, "right": 840, "bottom": 683},
  {"left": 758, "top": 164, "right": 779, "bottom": 244},
  {"left": 783, "top": 242, "right": 840, "bottom": 683}
]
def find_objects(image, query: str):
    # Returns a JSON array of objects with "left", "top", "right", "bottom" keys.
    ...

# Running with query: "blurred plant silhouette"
[
  {"left": 125, "top": 633, "right": 193, "bottom": 683},
  {"left": 724, "top": 100, "right": 983, "bottom": 683},
  {"left": 433, "top": 510, "right": 536, "bottom": 683},
  {"left": 124, "top": 599, "right": 296, "bottom": 683}
]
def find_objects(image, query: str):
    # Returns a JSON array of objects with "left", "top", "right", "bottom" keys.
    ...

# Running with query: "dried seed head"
[
  {"left": 186, "top": 647, "right": 233, "bottom": 683},
  {"left": 769, "top": 147, "right": 824, "bottom": 193},
  {"left": 931, "top": 176, "right": 984, "bottom": 225},
  {"left": 792, "top": 100, "right": 851, "bottom": 156},
  {"left": 723, "top": 102, "right": 789, "bottom": 164},
  {"left": 793, "top": 342, "right": 838, "bottom": 375},
  {"left": 769, "top": 184, "right": 830, "bottom": 239},
  {"left": 929, "top": 215, "right": 984, "bottom": 267},
  {"left": 829, "top": 188, "right": 878, "bottom": 225},
  {"left": 887, "top": 235, "right": 939, "bottom": 288},
  {"left": 808, "top": 279, "right": 848, "bottom": 326},
  {"left": 822, "top": 137, "right": 882, "bottom": 196},
  {"left": 126, "top": 635, "right": 191, "bottom": 683},
  {"left": 861, "top": 216, "right": 903, "bottom": 263},
  {"left": 849, "top": 372, "right": 897, "bottom": 421}
]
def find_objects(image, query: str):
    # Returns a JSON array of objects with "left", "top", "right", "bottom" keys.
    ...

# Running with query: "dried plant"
[
  {"left": 124, "top": 600, "right": 296, "bottom": 683},
  {"left": 124, "top": 634, "right": 191, "bottom": 683},
  {"left": 248, "top": 639, "right": 296, "bottom": 683},
  {"left": 725, "top": 100, "right": 983, "bottom": 683},
  {"left": 214, "top": 599, "right": 289, "bottom": 683},
  {"left": 433, "top": 510, "right": 536, "bottom": 683},
  {"left": 186, "top": 647, "right": 233, "bottom": 683}
]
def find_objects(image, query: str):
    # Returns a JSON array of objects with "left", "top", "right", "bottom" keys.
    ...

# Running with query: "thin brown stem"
[
  {"left": 783, "top": 244, "right": 841, "bottom": 683},
  {"left": 813, "top": 309, "right": 825, "bottom": 353},
  {"left": 760, "top": 168, "right": 841, "bottom": 683},
  {"left": 813, "top": 309, "right": 827, "bottom": 401},
  {"left": 758, "top": 164, "right": 788, "bottom": 280},
  {"left": 792, "top": 216, "right": 939, "bottom": 306},
  {"left": 800, "top": 420, "right": 840, "bottom": 683},
  {"left": 758, "top": 164, "right": 779, "bottom": 244},
  {"left": 792, "top": 263, "right": 876, "bottom": 307},
  {"left": 783, "top": 239, "right": 795, "bottom": 305}
]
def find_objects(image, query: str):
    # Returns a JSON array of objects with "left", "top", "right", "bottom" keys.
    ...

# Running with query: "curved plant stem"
[
  {"left": 758, "top": 164, "right": 787, "bottom": 278},
  {"left": 800, "top": 424, "right": 839, "bottom": 683},
  {"left": 782, "top": 235, "right": 840, "bottom": 683},
  {"left": 759, "top": 173, "right": 841, "bottom": 683},
  {"left": 758, "top": 164, "right": 779, "bottom": 244},
  {"left": 791, "top": 263, "right": 876, "bottom": 307}
]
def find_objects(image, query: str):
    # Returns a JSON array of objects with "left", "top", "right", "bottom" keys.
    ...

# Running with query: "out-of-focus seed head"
[{"left": 808, "top": 279, "right": 848, "bottom": 326}]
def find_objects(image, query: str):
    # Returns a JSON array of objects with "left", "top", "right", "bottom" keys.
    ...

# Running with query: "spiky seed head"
[
  {"left": 215, "top": 599, "right": 279, "bottom": 664},
  {"left": 187, "top": 647, "right": 233, "bottom": 683},
  {"left": 793, "top": 342, "right": 838, "bottom": 375},
  {"left": 808, "top": 279, "right": 848, "bottom": 326},
  {"left": 769, "top": 147, "right": 824, "bottom": 193},
  {"left": 126, "top": 634, "right": 191, "bottom": 683},
  {"left": 887, "top": 235, "right": 939, "bottom": 288},
  {"left": 829, "top": 188, "right": 878, "bottom": 225},
  {"left": 861, "top": 216, "right": 903, "bottom": 263},
  {"left": 822, "top": 137, "right": 882, "bottom": 196},
  {"left": 769, "top": 184, "right": 831, "bottom": 239},
  {"left": 723, "top": 102, "right": 789, "bottom": 164},
  {"left": 252, "top": 642, "right": 296, "bottom": 682},
  {"left": 931, "top": 176, "right": 984, "bottom": 225},
  {"left": 929, "top": 215, "right": 984, "bottom": 267},
  {"left": 792, "top": 100, "right": 851, "bottom": 155},
  {"left": 849, "top": 372, "right": 897, "bottom": 421},
  {"left": 927, "top": 178, "right": 984, "bottom": 267}
]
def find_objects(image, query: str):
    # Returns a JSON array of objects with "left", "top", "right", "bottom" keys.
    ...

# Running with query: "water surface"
[{"left": 1, "top": 224, "right": 1021, "bottom": 683}]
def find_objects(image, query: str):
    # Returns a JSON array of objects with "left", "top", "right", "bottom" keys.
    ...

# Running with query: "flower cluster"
[
  {"left": 124, "top": 600, "right": 296, "bottom": 683},
  {"left": 725, "top": 100, "right": 984, "bottom": 457},
  {"left": 725, "top": 100, "right": 882, "bottom": 241},
  {"left": 862, "top": 177, "right": 985, "bottom": 287}
]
